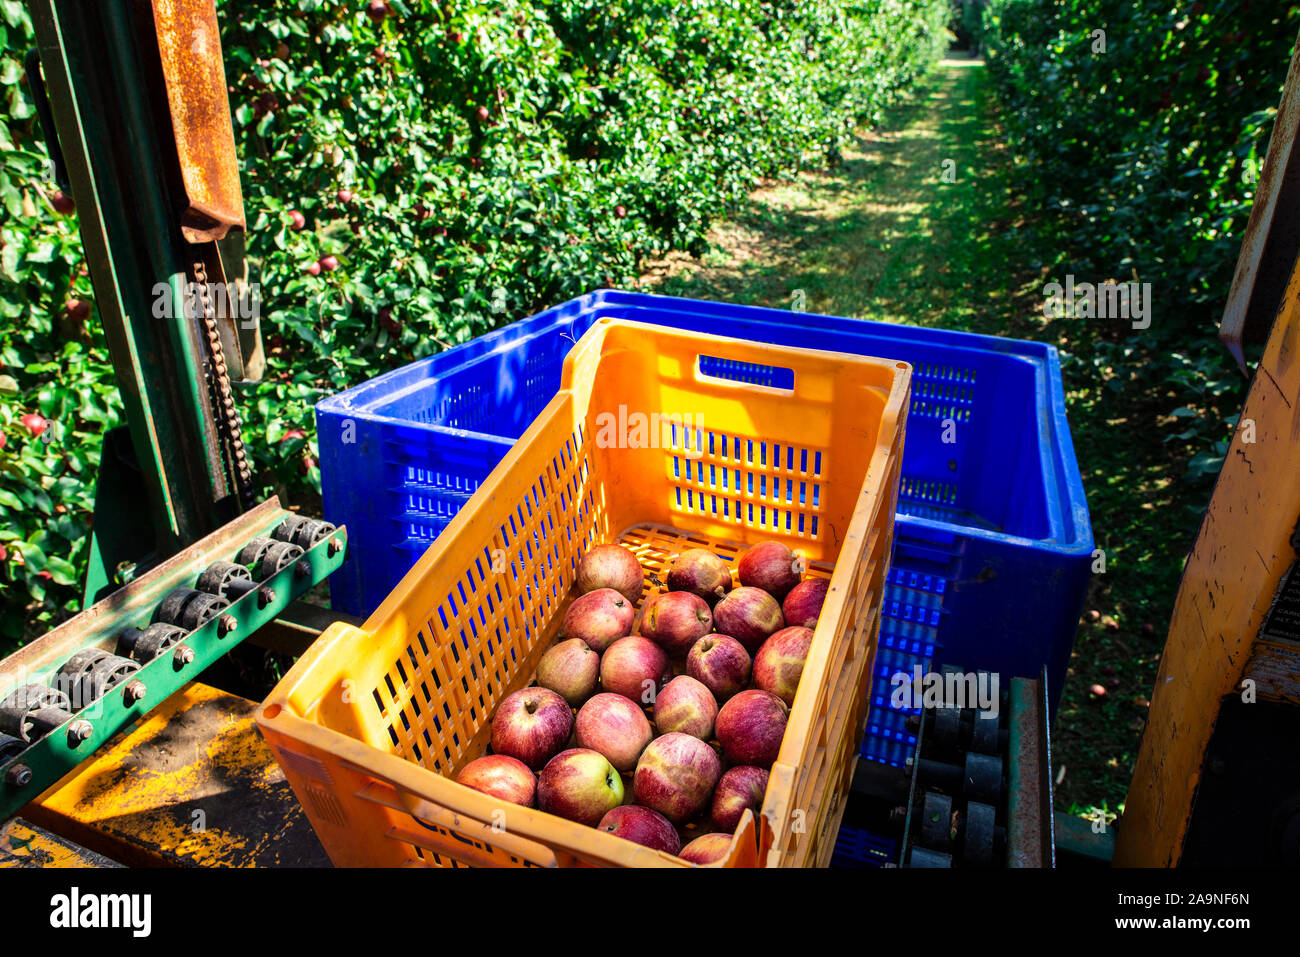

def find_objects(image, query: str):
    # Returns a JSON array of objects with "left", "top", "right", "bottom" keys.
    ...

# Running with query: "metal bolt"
[
  {"left": 4, "top": 764, "right": 32, "bottom": 788},
  {"left": 257, "top": 586, "right": 277, "bottom": 609},
  {"left": 173, "top": 645, "right": 195, "bottom": 669},
  {"left": 294, "top": 560, "right": 311, "bottom": 579},
  {"left": 67, "top": 720, "right": 93, "bottom": 747},
  {"left": 327, "top": 537, "right": 342, "bottom": 557},
  {"left": 123, "top": 680, "right": 146, "bottom": 705},
  {"left": 217, "top": 614, "right": 237, "bottom": 637}
]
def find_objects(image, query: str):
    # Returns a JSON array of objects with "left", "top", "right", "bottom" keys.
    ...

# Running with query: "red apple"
[
  {"left": 666, "top": 548, "right": 732, "bottom": 604},
  {"left": 366, "top": 0, "right": 389, "bottom": 23},
  {"left": 336, "top": 189, "right": 353, "bottom": 204},
  {"left": 562, "top": 587, "right": 634, "bottom": 652},
  {"left": 535, "top": 638, "right": 599, "bottom": 706},
  {"left": 711, "top": 765, "right": 768, "bottom": 832},
  {"left": 598, "top": 805, "right": 681, "bottom": 854},
  {"left": 575, "top": 692, "right": 653, "bottom": 772},
  {"left": 19, "top": 414, "right": 47, "bottom": 437},
  {"left": 686, "top": 634, "right": 751, "bottom": 701},
  {"left": 319, "top": 254, "right": 340, "bottom": 272},
  {"left": 456, "top": 754, "right": 536, "bottom": 807},
  {"left": 632, "top": 732, "right": 721, "bottom": 824},
  {"left": 680, "top": 832, "right": 733, "bottom": 865},
  {"left": 576, "top": 544, "right": 644, "bottom": 604},
  {"left": 738, "top": 541, "right": 801, "bottom": 599},
  {"left": 713, "top": 586, "right": 784, "bottom": 654},
  {"left": 753, "top": 626, "right": 814, "bottom": 706},
  {"left": 50, "top": 190, "right": 75, "bottom": 215},
  {"left": 639, "top": 591, "right": 712, "bottom": 656},
  {"left": 653, "top": 675, "right": 718, "bottom": 740},
  {"left": 289, "top": 209, "right": 306, "bottom": 230},
  {"left": 490, "top": 687, "right": 573, "bottom": 770},
  {"left": 276, "top": 41, "right": 290, "bottom": 60},
  {"left": 537, "top": 748, "right": 624, "bottom": 826},
  {"left": 599, "top": 635, "right": 668, "bottom": 705},
  {"left": 783, "top": 578, "right": 828, "bottom": 629},
  {"left": 614, "top": 204, "right": 627, "bottom": 219},
  {"left": 715, "top": 689, "right": 788, "bottom": 768},
  {"left": 65, "top": 298, "right": 91, "bottom": 321},
  {"left": 476, "top": 105, "right": 490, "bottom": 122},
  {"left": 304, "top": 260, "right": 322, "bottom": 276}
]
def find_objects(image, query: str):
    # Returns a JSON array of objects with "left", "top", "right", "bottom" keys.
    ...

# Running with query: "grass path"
[{"left": 641, "top": 55, "right": 1197, "bottom": 819}]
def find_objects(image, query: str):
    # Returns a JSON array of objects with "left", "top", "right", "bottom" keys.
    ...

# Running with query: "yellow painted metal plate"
[
  {"left": 24, "top": 683, "right": 328, "bottom": 868},
  {"left": 0, "top": 818, "right": 121, "bottom": 868}
]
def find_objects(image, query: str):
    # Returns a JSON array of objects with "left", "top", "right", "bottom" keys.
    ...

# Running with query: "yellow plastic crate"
[{"left": 257, "top": 318, "right": 910, "bottom": 867}]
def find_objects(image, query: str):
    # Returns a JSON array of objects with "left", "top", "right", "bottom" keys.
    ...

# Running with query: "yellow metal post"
[{"left": 1116, "top": 270, "right": 1300, "bottom": 865}]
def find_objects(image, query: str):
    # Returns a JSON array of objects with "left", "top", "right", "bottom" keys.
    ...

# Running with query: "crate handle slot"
[{"left": 695, "top": 354, "right": 796, "bottom": 394}]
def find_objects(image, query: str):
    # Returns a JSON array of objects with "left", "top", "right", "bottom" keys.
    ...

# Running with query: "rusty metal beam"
[
  {"left": 1007, "top": 674, "right": 1054, "bottom": 867},
  {"left": 151, "top": 0, "right": 245, "bottom": 243}
]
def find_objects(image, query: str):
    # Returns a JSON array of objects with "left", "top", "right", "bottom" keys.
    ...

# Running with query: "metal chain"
[{"left": 192, "top": 259, "right": 255, "bottom": 507}]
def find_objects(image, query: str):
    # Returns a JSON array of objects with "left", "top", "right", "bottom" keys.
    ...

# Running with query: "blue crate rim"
[{"left": 319, "top": 288, "right": 1093, "bottom": 557}]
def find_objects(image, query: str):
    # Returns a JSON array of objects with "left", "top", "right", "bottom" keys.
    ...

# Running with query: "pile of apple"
[{"left": 455, "top": 539, "right": 830, "bottom": 865}]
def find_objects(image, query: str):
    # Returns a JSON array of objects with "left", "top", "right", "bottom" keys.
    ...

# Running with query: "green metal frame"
[
  {"left": 0, "top": 500, "right": 348, "bottom": 822},
  {"left": 28, "top": 0, "right": 240, "bottom": 578}
]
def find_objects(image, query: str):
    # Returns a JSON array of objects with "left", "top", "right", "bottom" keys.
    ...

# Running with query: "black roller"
[
  {"left": 969, "top": 710, "right": 1002, "bottom": 754},
  {"left": 118, "top": 622, "right": 187, "bottom": 662},
  {"left": 919, "top": 791, "right": 953, "bottom": 850},
  {"left": 154, "top": 588, "right": 230, "bottom": 631},
  {"left": 964, "top": 751, "right": 1004, "bottom": 804},
  {"left": 0, "top": 684, "right": 73, "bottom": 743},
  {"left": 258, "top": 540, "right": 303, "bottom": 576},
  {"left": 273, "top": 515, "right": 335, "bottom": 550},
  {"left": 907, "top": 846, "right": 953, "bottom": 868},
  {"left": 932, "top": 706, "right": 960, "bottom": 748},
  {"left": 963, "top": 801, "right": 998, "bottom": 867},
  {"left": 55, "top": 649, "right": 140, "bottom": 709},
  {"left": 0, "top": 732, "right": 26, "bottom": 762},
  {"left": 196, "top": 561, "right": 254, "bottom": 599},
  {"left": 235, "top": 537, "right": 275, "bottom": 570}
]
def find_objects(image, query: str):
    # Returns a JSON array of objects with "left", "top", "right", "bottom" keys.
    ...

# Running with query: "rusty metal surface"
[
  {"left": 151, "top": 0, "right": 245, "bottom": 243},
  {"left": 1006, "top": 674, "right": 1053, "bottom": 868},
  {"left": 0, "top": 818, "right": 123, "bottom": 868},
  {"left": 1220, "top": 32, "right": 1300, "bottom": 372},
  {"left": 25, "top": 683, "right": 330, "bottom": 868}
]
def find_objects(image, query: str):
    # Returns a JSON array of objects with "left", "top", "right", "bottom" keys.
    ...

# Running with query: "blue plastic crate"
[
  {"left": 318, "top": 289, "right": 1093, "bottom": 764},
  {"left": 831, "top": 824, "right": 898, "bottom": 868}
]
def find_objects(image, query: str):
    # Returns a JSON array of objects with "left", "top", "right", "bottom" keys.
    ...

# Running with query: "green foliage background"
[
  {"left": 984, "top": 0, "right": 1299, "bottom": 321},
  {"left": 0, "top": 0, "right": 949, "bottom": 641},
  {"left": 981, "top": 0, "right": 1300, "bottom": 563}
]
